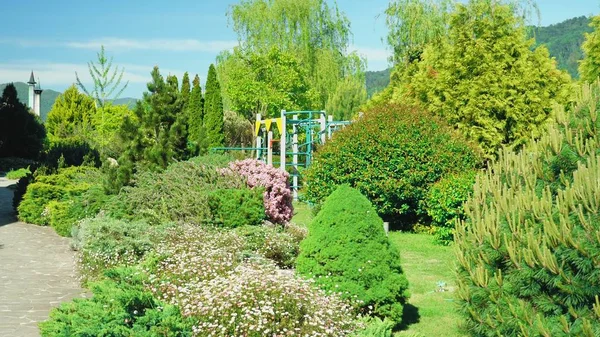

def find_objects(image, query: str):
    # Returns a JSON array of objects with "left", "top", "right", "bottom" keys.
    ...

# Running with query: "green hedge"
[
  {"left": 304, "top": 103, "right": 481, "bottom": 227},
  {"left": 207, "top": 188, "right": 265, "bottom": 228},
  {"left": 425, "top": 170, "right": 477, "bottom": 245}
]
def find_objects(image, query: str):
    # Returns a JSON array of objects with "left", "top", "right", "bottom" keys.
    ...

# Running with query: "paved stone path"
[{"left": 0, "top": 177, "right": 84, "bottom": 337}]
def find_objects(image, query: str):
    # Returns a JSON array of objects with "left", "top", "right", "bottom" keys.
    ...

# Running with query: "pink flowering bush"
[{"left": 226, "top": 159, "right": 293, "bottom": 224}]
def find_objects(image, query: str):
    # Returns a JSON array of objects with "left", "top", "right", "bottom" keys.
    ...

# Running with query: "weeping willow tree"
[
  {"left": 219, "top": 0, "right": 365, "bottom": 117},
  {"left": 455, "top": 81, "right": 600, "bottom": 336}
]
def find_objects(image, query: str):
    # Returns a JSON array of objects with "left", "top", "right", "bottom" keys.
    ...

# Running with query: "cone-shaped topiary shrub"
[
  {"left": 455, "top": 82, "right": 600, "bottom": 337},
  {"left": 296, "top": 185, "right": 410, "bottom": 323}
]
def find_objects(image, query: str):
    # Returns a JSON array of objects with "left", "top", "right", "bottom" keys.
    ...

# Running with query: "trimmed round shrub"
[
  {"left": 296, "top": 185, "right": 410, "bottom": 323},
  {"left": 225, "top": 159, "right": 293, "bottom": 224},
  {"left": 425, "top": 170, "right": 477, "bottom": 245},
  {"left": 207, "top": 188, "right": 265, "bottom": 228},
  {"left": 304, "top": 103, "right": 481, "bottom": 227},
  {"left": 455, "top": 83, "right": 600, "bottom": 336}
]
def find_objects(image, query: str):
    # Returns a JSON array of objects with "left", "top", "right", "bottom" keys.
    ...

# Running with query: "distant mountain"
[
  {"left": 531, "top": 16, "right": 593, "bottom": 79},
  {"left": 365, "top": 68, "right": 392, "bottom": 98},
  {"left": 0, "top": 82, "right": 60, "bottom": 121},
  {"left": 0, "top": 82, "right": 138, "bottom": 121},
  {"left": 364, "top": 16, "right": 595, "bottom": 97}
]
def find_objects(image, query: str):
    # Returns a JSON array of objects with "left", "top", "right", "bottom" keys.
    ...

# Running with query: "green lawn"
[
  {"left": 390, "top": 232, "right": 466, "bottom": 336},
  {"left": 291, "top": 202, "right": 466, "bottom": 336}
]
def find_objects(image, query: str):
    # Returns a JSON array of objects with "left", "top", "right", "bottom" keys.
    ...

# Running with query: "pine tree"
[
  {"left": 455, "top": 82, "right": 600, "bottom": 336},
  {"left": 204, "top": 64, "right": 224, "bottom": 149},
  {"left": 187, "top": 74, "right": 205, "bottom": 154},
  {"left": 118, "top": 67, "right": 185, "bottom": 174},
  {"left": 580, "top": 15, "right": 600, "bottom": 83}
]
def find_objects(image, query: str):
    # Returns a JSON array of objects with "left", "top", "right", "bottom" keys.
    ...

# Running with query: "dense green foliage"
[
  {"left": 207, "top": 188, "right": 265, "bottom": 228},
  {"left": 325, "top": 75, "right": 366, "bottom": 121},
  {"left": 217, "top": 46, "right": 318, "bottom": 119},
  {"left": 455, "top": 82, "right": 600, "bottom": 336},
  {"left": 39, "top": 267, "right": 193, "bottom": 336},
  {"left": 234, "top": 223, "right": 306, "bottom": 268},
  {"left": 45, "top": 85, "right": 96, "bottom": 143},
  {"left": 17, "top": 166, "right": 104, "bottom": 235},
  {"left": 6, "top": 166, "right": 31, "bottom": 179},
  {"left": 533, "top": 16, "right": 592, "bottom": 79},
  {"left": 0, "top": 84, "right": 46, "bottom": 160},
  {"left": 304, "top": 103, "right": 480, "bottom": 226},
  {"left": 203, "top": 64, "right": 224, "bottom": 148},
  {"left": 406, "top": 1, "right": 572, "bottom": 158},
  {"left": 107, "top": 160, "right": 247, "bottom": 225},
  {"left": 42, "top": 138, "right": 100, "bottom": 170},
  {"left": 580, "top": 15, "right": 600, "bottom": 83},
  {"left": 425, "top": 170, "right": 476, "bottom": 245},
  {"left": 297, "top": 185, "right": 410, "bottom": 323},
  {"left": 114, "top": 67, "right": 188, "bottom": 187},
  {"left": 220, "top": 0, "right": 365, "bottom": 118}
]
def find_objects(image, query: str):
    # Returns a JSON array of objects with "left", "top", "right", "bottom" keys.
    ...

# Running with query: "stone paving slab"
[{"left": 0, "top": 177, "right": 84, "bottom": 337}]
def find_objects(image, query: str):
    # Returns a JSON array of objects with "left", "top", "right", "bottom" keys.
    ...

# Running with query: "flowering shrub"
[
  {"left": 73, "top": 215, "right": 171, "bottom": 282},
  {"left": 235, "top": 223, "right": 307, "bottom": 268},
  {"left": 146, "top": 225, "right": 359, "bottom": 336},
  {"left": 226, "top": 159, "right": 293, "bottom": 224},
  {"left": 188, "top": 264, "right": 359, "bottom": 336}
]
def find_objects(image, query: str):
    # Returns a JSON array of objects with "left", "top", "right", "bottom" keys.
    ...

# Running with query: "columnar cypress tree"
[
  {"left": 187, "top": 74, "right": 205, "bottom": 154},
  {"left": 180, "top": 72, "right": 191, "bottom": 110},
  {"left": 204, "top": 64, "right": 224, "bottom": 149},
  {"left": 455, "top": 82, "right": 600, "bottom": 336}
]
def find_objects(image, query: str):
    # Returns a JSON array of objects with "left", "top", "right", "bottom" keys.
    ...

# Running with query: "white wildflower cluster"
[{"left": 147, "top": 225, "right": 359, "bottom": 337}]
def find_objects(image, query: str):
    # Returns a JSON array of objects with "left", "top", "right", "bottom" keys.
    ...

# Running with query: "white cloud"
[
  {"left": 64, "top": 38, "right": 238, "bottom": 52},
  {"left": 0, "top": 61, "right": 184, "bottom": 89},
  {"left": 351, "top": 45, "right": 391, "bottom": 63}
]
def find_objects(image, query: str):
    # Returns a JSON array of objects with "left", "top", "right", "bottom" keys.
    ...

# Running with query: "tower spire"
[{"left": 28, "top": 71, "right": 36, "bottom": 85}]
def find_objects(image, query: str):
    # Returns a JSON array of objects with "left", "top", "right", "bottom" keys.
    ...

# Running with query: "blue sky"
[{"left": 1, "top": 0, "right": 599, "bottom": 98}]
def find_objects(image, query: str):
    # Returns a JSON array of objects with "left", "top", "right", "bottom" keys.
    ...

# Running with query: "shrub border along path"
[{"left": 0, "top": 177, "right": 84, "bottom": 337}]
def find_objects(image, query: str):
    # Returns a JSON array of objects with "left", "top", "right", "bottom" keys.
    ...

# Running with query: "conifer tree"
[
  {"left": 455, "top": 82, "right": 600, "bottom": 336},
  {"left": 203, "top": 64, "right": 224, "bottom": 149},
  {"left": 580, "top": 15, "right": 600, "bottom": 83},
  {"left": 187, "top": 74, "right": 205, "bottom": 154},
  {"left": 45, "top": 85, "right": 96, "bottom": 143},
  {"left": 396, "top": 0, "right": 572, "bottom": 158},
  {"left": 180, "top": 72, "right": 191, "bottom": 108},
  {"left": 118, "top": 67, "right": 185, "bottom": 175},
  {"left": 0, "top": 84, "right": 45, "bottom": 159}
]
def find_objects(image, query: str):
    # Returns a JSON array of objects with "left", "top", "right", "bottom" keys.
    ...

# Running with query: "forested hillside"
[
  {"left": 365, "top": 68, "right": 392, "bottom": 98},
  {"left": 532, "top": 15, "right": 593, "bottom": 78}
]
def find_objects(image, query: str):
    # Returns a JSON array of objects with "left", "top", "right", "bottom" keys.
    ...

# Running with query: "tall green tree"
[
  {"left": 119, "top": 67, "right": 186, "bottom": 174},
  {"left": 325, "top": 76, "right": 367, "bottom": 121},
  {"left": 203, "top": 64, "right": 224, "bottom": 149},
  {"left": 0, "top": 84, "right": 45, "bottom": 159},
  {"left": 45, "top": 85, "right": 96, "bottom": 143},
  {"left": 187, "top": 74, "right": 205, "bottom": 154},
  {"left": 217, "top": 46, "right": 318, "bottom": 119},
  {"left": 399, "top": 0, "right": 572, "bottom": 158},
  {"left": 221, "top": 0, "right": 363, "bottom": 111},
  {"left": 75, "top": 45, "right": 129, "bottom": 107},
  {"left": 180, "top": 72, "right": 191, "bottom": 108},
  {"left": 580, "top": 15, "right": 600, "bottom": 83}
]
